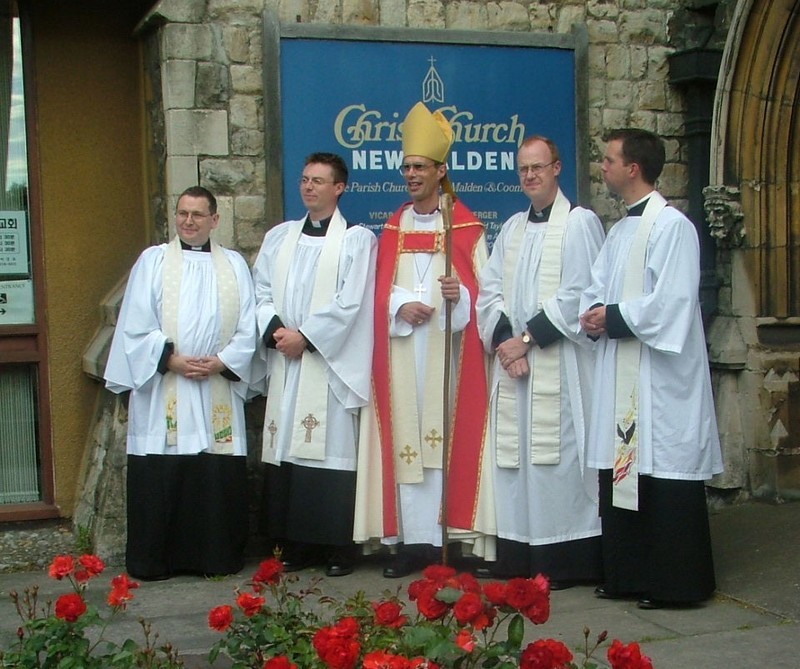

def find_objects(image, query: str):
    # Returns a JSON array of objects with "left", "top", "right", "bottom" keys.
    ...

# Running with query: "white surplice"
[
  {"left": 253, "top": 216, "right": 376, "bottom": 471},
  {"left": 580, "top": 196, "right": 723, "bottom": 480},
  {"left": 477, "top": 205, "right": 605, "bottom": 546},
  {"left": 104, "top": 243, "right": 257, "bottom": 456}
]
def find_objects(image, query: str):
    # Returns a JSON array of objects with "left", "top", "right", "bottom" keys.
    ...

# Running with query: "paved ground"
[{"left": 1, "top": 500, "right": 798, "bottom": 668}]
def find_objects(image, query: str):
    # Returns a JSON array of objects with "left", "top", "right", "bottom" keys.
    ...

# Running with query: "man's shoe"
[
  {"left": 325, "top": 555, "right": 354, "bottom": 577},
  {"left": 594, "top": 584, "right": 639, "bottom": 600},
  {"left": 548, "top": 580, "right": 575, "bottom": 591},
  {"left": 637, "top": 597, "right": 664, "bottom": 610},
  {"left": 474, "top": 566, "right": 495, "bottom": 579},
  {"left": 382, "top": 553, "right": 415, "bottom": 579}
]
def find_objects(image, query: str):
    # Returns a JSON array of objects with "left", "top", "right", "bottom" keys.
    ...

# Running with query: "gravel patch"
[{"left": 0, "top": 520, "right": 77, "bottom": 573}]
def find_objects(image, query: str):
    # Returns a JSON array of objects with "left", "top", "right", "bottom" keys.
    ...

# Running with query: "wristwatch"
[{"left": 521, "top": 331, "right": 533, "bottom": 346}]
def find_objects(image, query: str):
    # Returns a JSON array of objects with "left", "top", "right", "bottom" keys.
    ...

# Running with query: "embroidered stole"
[
  {"left": 262, "top": 210, "right": 346, "bottom": 464},
  {"left": 391, "top": 208, "right": 447, "bottom": 483},
  {"left": 495, "top": 189, "right": 569, "bottom": 468},
  {"left": 612, "top": 192, "right": 667, "bottom": 510},
  {"left": 162, "top": 237, "right": 239, "bottom": 453}
]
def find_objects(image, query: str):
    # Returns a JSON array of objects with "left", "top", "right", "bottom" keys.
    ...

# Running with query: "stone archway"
[{"left": 707, "top": 0, "right": 800, "bottom": 500}]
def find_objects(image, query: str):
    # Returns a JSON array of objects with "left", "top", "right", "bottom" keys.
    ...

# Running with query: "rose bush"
[
  {"left": 0, "top": 554, "right": 182, "bottom": 668},
  {"left": 209, "top": 559, "right": 655, "bottom": 669}
]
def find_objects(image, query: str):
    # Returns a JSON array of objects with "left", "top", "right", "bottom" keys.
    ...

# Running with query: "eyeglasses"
[
  {"left": 300, "top": 176, "right": 336, "bottom": 187},
  {"left": 176, "top": 210, "right": 212, "bottom": 221},
  {"left": 399, "top": 162, "right": 436, "bottom": 175},
  {"left": 517, "top": 161, "right": 557, "bottom": 177}
]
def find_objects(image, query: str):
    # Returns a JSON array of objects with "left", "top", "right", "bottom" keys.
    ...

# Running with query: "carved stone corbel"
[{"left": 703, "top": 185, "right": 745, "bottom": 248}]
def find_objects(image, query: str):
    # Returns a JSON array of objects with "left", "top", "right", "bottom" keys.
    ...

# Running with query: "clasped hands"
[
  {"left": 578, "top": 305, "right": 607, "bottom": 338},
  {"left": 398, "top": 276, "right": 461, "bottom": 326},
  {"left": 273, "top": 327, "right": 307, "bottom": 359},
  {"left": 168, "top": 353, "right": 226, "bottom": 379},
  {"left": 496, "top": 336, "right": 531, "bottom": 379}
]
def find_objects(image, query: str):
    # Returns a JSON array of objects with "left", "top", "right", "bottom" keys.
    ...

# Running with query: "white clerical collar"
[{"left": 626, "top": 191, "right": 655, "bottom": 211}]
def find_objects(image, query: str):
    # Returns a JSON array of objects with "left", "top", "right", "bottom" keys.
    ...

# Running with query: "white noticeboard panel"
[
  {"left": 0, "top": 279, "right": 35, "bottom": 325},
  {"left": 0, "top": 211, "right": 30, "bottom": 277}
]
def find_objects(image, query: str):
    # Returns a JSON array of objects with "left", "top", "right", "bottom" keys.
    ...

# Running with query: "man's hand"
[
  {"left": 398, "top": 301, "right": 435, "bottom": 326},
  {"left": 273, "top": 327, "right": 308, "bottom": 359},
  {"left": 580, "top": 305, "right": 607, "bottom": 337},
  {"left": 439, "top": 276, "right": 461, "bottom": 303},
  {"left": 496, "top": 335, "right": 532, "bottom": 369},
  {"left": 168, "top": 354, "right": 224, "bottom": 379},
  {"left": 506, "top": 357, "right": 529, "bottom": 379}
]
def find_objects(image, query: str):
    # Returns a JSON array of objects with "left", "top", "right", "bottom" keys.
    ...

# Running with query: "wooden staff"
[{"left": 439, "top": 192, "right": 455, "bottom": 565}]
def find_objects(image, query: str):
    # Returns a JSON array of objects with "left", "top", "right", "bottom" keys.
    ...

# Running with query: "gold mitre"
[
  {"left": 401, "top": 102, "right": 454, "bottom": 163},
  {"left": 401, "top": 102, "right": 455, "bottom": 196}
]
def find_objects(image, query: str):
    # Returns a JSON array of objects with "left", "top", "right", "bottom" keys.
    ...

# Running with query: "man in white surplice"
[
  {"left": 254, "top": 153, "right": 376, "bottom": 577},
  {"left": 580, "top": 128, "right": 722, "bottom": 608},
  {"left": 476, "top": 136, "right": 605, "bottom": 587},
  {"left": 104, "top": 186, "right": 257, "bottom": 580}
]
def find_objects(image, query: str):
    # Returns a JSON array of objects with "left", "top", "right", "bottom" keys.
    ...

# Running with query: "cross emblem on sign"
[
  {"left": 267, "top": 419, "right": 277, "bottom": 449},
  {"left": 424, "top": 429, "right": 443, "bottom": 449},
  {"left": 301, "top": 413, "right": 320, "bottom": 443},
  {"left": 399, "top": 444, "right": 418, "bottom": 464}
]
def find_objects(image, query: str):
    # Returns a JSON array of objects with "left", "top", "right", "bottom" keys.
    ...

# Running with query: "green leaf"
[{"left": 507, "top": 613, "right": 525, "bottom": 649}]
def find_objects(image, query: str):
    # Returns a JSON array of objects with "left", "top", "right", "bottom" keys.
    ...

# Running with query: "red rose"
[
  {"left": 505, "top": 578, "right": 536, "bottom": 609},
  {"left": 263, "top": 656, "right": 298, "bottom": 669},
  {"left": 236, "top": 592, "right": 265, "bottom": 617},
  {"left": 373, "top": 600, "right": 408, "bottom": 628},
  {"left": 54, "top": 593, "right": 87, "bottom": 622},
  {"left": 482, "top": 582, "right": 507, "bottom": 607},
  {"left": 522, "top": 597, "right": 550, "bottom": 625},
  {"left": 78, "top": 554, "right": 106, "bottom": 577},
  {"left": 316, "top": 638, "right": 361, "bottom": 669},
  {"left": 455, "top": 630, "right": 476, "bottom": 652},
  {"left": 74, "top": 570, "right": 91, "bottom": 584},
  {"left": 456, "top": 572, "right": 481, "bottom": 594},
  {"left": 48, "top": 555, "right": 75, "bottom": 580},
  {"left": 415, "top": 588, "right": 449, "bottom": 621},
  {"left": 421, "top": 564, "right": 456, "bottom": 583},
  {"left": 607, "top": 640, "right": 654, "bottom": 669},
  {"left": 520, "top": 639, "right": 573, "bottom": 669},
  {"left": 363, "top": 651, "right": 411, "bottom": 669},
  {"left": 453, "top": 592, "right": 484, "bottom": 626},
  {"left": 253, "top": 558, "right": 284, "bottom": 590},
  {"left": 333, "top": 616, "right": 360, "bottom": 638},
  {"left": 208, "top": 604, "right": 234, "bottom": 632},
  {"left": 107, "top": 573, "right": 139, "bottom": 608}
]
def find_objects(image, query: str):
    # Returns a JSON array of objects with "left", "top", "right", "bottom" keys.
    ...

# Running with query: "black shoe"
[
  {"left": 280, "top": 544, "right": 321, "bottom": 572},
  {"left": 326, "top": 554, "right": 354, "bottom": 577},
  {"left": 637, "top": 597, "right": 664, "bottom": 610},
  {"left": 594, "top": 584, "right": 640, "bottom": 600},
  {"left": 383, "top": 553, "right": 415, "bottom": 579},
  {"left": 474, "top": 566, "right": 495, "bottom": 579},
  {"left": 548, "top": 580, "right": 575, "bottom": 591}
]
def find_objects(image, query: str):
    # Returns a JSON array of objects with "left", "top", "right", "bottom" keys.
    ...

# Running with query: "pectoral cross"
[
  {"left": 424, "top": 429, "right": 443, "bottom": 449},
  {"left": 267, "top": 420, "right": 277, "bottom": 449},
  {"left": 414, "top": 283, "right": 427, "bottom": 301},
  {"left": 399, "top": 444, "right": 418, "bottom": 464},
  {"left": 301, "top": 413, "right": 320, "bottom": 443}
]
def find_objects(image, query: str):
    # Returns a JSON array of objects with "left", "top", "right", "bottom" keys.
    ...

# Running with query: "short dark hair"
[
  {"left": 177, "top": 186, "right": 217, "bottom": 214},
  {"left": 603, "top": 128, "right": 665, "bottom": 185},
  {"left": 305, "top": 152, "right": 349, "bottom": 186},
  {"left": 519, "top": 135, "right": 561, "bottom": 163}
]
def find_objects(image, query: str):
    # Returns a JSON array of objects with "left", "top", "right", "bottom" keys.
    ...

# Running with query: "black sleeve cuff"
[
  {"left": 527, "top": 311, "right": 563, "bottom": 349},
  {"left": 263, "top": 315, "right": 284, "bottom": 349},
  {"left": 491, "top": 313, "right": 514, "bottom": 349},
  {"left": 157, "top": 341, "right": 174, "bottom": 375},
  {"left": 221, "top": 367, "right": 241, "bottom": 382},
  {"left": 606, "top": 304, "right": 635, "bottom": 339},
  {"left": 299, "top": 330, "right": 316, "bottom": 354}
]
